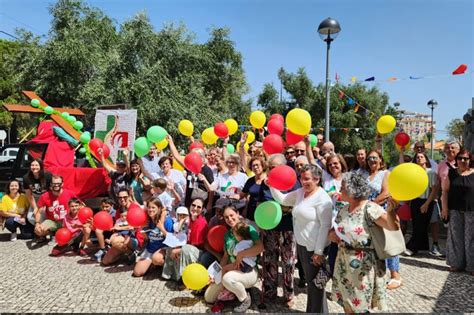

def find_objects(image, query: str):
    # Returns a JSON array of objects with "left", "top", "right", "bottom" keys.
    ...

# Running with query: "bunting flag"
[
  {"left": 348, "top": 98, "right": 355, "bottom": 105},
  {"left": 339, "top": 91, "right": 345, "bottom": 99},
  {"left": 338, "top": 64, "right": 469, "bottom": 84},
  {"left": 354, "top": 104, "right": 360, "bottom": 112}
]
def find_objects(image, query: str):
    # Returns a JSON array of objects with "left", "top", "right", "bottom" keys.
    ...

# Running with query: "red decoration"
[
  {"left": 89, "top": 138, "right": 104, "bottom": 154},
  {"left": 270, "top": 114, "right": 284, "bottom": 123},
  {"left": 207, "top": 225, "right": 228, "bottom": 253},
  {"left": 189, "top": 141, "right": 205, "bottom": 152},
  {"left": 126, "top": 205, "right": 148, "bottom": 227},
  {"left": 93, "top": 211, "right": 114, "bottom": 231},
  {"left": 55, "top": 227, "right": 72, "bottom": 246},
  {"left": 394, "top": 132, "right": 410, "bottom": 147},
  {"left": 102, "top": 144, "right": 110, "bottom": 159},
  {"left": 285, "top": 130, "right": 304, "bottom": 145},
  {"left": 452, "top": 64, "right": 467, "bottom": 75},
  {"left": 267, "top": 165, "right": 297, "bottom": 191},
  {"left": 78, "top": 207, "right": 93, "bottom": 224},
  {"left": 184, "top": 152, "right": 203, "bottom": 174},
  {"left": 263, "top": 134, "right": 285, "bottom": 155},
  {"left": 214, "top": 122, "right": 229, "bottom": 138},
  {"left": 267, "top": 118, "right": 284, "bottom": 135}
]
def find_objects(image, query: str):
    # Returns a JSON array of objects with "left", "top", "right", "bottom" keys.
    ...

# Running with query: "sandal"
[{"left": 387, "top": 278, "right": 402, "bottom": 290}]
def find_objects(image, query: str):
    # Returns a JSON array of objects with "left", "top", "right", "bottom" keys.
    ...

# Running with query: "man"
[
  {"left": 140, "top": 144, "right": 162, "bottom": 175},
  {"left": 34, "top": 175, "right": 76, "bottom": 240}
]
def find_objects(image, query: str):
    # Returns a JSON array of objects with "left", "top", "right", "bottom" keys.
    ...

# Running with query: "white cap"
[{"left": 176, "top": 206, "right": 189, "bottom": 215}]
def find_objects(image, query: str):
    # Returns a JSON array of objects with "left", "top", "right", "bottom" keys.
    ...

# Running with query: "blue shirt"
[{"left": 146, "top": 216, "right": 174, "bottom": 253}]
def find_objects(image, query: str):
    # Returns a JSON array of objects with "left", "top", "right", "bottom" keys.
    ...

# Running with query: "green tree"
[{"left": 446, "top": 118, "right": 464, "bottom": 144}]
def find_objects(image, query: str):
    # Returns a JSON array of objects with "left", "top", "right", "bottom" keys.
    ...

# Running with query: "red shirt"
[
  {"left": 37, "top": 189, "right": 76, "bottom": 222},
  {"left": 188, "top": 215, "right": 208, "bottom": 248}
]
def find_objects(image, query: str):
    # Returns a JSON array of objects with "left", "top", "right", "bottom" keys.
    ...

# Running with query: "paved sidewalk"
[{"left": 0, "top": 233, "right": 472, "bottom": 313}]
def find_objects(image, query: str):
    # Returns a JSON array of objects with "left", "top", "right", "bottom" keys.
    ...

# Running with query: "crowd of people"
[{"left": 1, "top": 130, "right": 473, "bottom": 313}]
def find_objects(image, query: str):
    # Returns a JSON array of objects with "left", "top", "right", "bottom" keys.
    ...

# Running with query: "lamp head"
[{"left": 318, "top": 17, "right": 341, "bottom": 41}]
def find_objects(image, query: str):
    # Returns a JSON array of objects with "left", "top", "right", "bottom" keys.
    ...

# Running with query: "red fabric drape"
[{"left": 48, "top": 167, "right": 110, "bottom": 200}]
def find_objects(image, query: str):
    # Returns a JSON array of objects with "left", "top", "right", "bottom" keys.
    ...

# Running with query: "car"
[{"left": 0, "top": 147, "right": 19, "bottom": 163}]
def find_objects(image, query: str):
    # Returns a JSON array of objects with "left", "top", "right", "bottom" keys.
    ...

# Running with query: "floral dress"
[{"left": 332, "top": 202, "right": 388, "bottom": 312}]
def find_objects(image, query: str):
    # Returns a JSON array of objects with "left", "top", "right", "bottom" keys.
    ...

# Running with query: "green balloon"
[
  {"left": 146, "top": 125, "right": 167, "bottom": 143},
  {"left": 31, "top": 99, "right": 40, "bottom": 107},
  {"left": 254, "top": 201, "right": 282, "bottom": 230},
  {"left": 226, "top": 144, "right": 235, "bottom": 154},
  {"left": 61, "top": 112, "right": 70, "bottom": 119},
  {"left": 309, "top": 134, "right": 318, "bottom": 148},
  {"left": 134, "top": 137, "right": 151, "bottom": 158},
  {"left": 44, "top": 106, "right": 54, "bottom": 115},
  {"left": 73, "top": 121, "right": 84, "bottom": 130},
  {"left": 79, "top": 131, "right": 91, "bottom": 144},
  {"left": 67, "top": 115, "right": 77, "bottom": 123},
  {"left": 79, "top": 147, "right": 86, "bottom": 154}
]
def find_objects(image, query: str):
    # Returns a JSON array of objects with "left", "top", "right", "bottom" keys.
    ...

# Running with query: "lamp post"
[
  {"left": 318, "top": 17, "right": 341, "bottom": 142},
  {"left": 427, "top": 99, "right": 438, "bottom": 159}
]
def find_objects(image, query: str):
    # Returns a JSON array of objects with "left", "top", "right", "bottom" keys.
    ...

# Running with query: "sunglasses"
[
  {"left": 367, "top": 156, "right": 379, "bottom": 161},
  {"left": 456, "top": 156, "right": 470, "bottom": 162},
  {"left": 295, "top": 149, "right": 305, "bottom": 153},
  {"left": 51, "top": 183, "right": 63, "bottom": 186},
  {"left": 117, "top": 196, "right": 128, "bottom": 200},
  {"left": 285, "top": 151, "right": 295, "bottom": 155},
  {"left": 191, "top": 203, "right": 202, "bottom": 209}
]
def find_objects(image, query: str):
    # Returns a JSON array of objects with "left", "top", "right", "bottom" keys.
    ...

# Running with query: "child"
[
  {"left": 232, "top": 221, "right": 257, "bottom": 273},
  {"left": 173, "top": 206, "right": 190, "bottom": 235},
  {"left": 50, "top": 198, "right": 85, "bottom": 256},
  {"left": 109, "top": 211, "right": 133, "bottom": 248},
  {"left": 152, "top": 178, "right": 181, "bottom": 216},
  {"left": 133, "top": 198, "right": 174, "bottom": 277},
  {"left": 91, "top": 198, "right": 116, "bottom": 262}
]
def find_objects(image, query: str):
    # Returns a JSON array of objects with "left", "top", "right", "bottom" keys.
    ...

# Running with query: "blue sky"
[{"left": 1, "top": 0, "right": 472, "bottom": 138}]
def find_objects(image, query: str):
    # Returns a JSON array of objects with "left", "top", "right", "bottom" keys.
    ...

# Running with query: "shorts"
[
  {"left": 140, "top": 249, "right": 153, "bottom": 260},
  {"left": 43, "top": 220, "right": 62, "bottom": 232}
]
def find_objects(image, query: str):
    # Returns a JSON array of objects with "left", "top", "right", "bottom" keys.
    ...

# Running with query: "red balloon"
[
  {"left": 207, "top": 225, "right": 228, "bottom": 253},
  {"left": 267, "top": 118, "right": 284, "bottom": 135},
  {"left": 184, "top": 151, "right": 203, "bottom": 174},
  {"left": 270, "top": 114, "right": 284, "bottom": 123},
  {"left": 89, "top": 138, "right": 104, "bottom": 153},
  {"left": 93, "top": 211, "right": 114, "bottom": 231},
  {"left": 214, "top": 122, "right": 229, "bottom": 139},
  {"left": 102, "top": 143, "right": 110, "bottom": 159},
  {"left": 127, "top": 206, "right": 147, "bottom": 227},
  {"left": 394, "top": 132, "right": 410, "bottom": 147},
  {"left": 55, "top": 227, "right": 72, "bottom": 246},
  {"left": 78, "top": 207, "right": 94, "bottom": 224},
  {"left": 263, "top": 134, "right": 286, "bottom": 155},
  {"left": 189, "top": 141, "right": 205, "bottom": 152},
  {"left": 268, "top": 165, "right": 297, "bottom": 191},
  {"left": 285, "top": 130, "right": 305, "bottom": 145}
]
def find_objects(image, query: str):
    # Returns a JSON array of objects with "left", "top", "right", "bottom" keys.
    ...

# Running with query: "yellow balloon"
[
  {"left": 224, "top": 119, "right": 238, "bottom": 136},
  {"left": 376, "top": 115, "right": 396, "bottom": 134},
  {"left": 245, "top": 131, "right": 255, "bottom": 144},
  {"left": 178, "top": 119, "right": 194, "bottom": 137},
  {"left": 249, "top": 110, "right": 266, "bottom": 129},
  {"left": 395, "top": 142, "right": 411, "bottom": 151},
  {"left": 155, "top": 138, "right": 168, "bottom": 150},
  {"left": 182, "top": 263, "right": 209, "bottom": 290},
  {"left": 201, "top": 127, "right": 218, "bottom": 145},
  {"left": 172, "top": 158, "right": 185, "bottom": 171},
  {"left": 286, "top": 108, "right": 311, "bottom": 136},
  {"left": 388, "top": 163, "right": 429, "bottom": 201},
  {"left": 236, "top": 141, "right": 249, "bottom": 152}
]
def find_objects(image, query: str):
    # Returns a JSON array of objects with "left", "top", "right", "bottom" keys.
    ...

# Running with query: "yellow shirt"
[{"left": 0, "top": 194, "right": 29, "bottom": 215}]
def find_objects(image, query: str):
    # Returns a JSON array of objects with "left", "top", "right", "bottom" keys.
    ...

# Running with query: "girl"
[
  {"left": 133, "top": 198, "right": 173, "bottom": 277},
  {"left": 173, "top": 206, "right": 190, "bottom": 235},
  {"left": 91, "top": 198, "right": 116, "bottom": 262},
  {"left": 23, "top": 159, "right": 52, "bottom": 225},
  {"left": 0, "top": 180, "right": 31, "bottom": 240},
  {"left": 129, "top": 159, "right": 152, "bottom": 205}
]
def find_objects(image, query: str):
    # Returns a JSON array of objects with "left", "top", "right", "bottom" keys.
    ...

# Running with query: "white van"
[{"left": 0, "top": 147, "right": 19, "bottom": 163}]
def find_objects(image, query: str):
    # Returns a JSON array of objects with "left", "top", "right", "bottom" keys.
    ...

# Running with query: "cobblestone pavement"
[{"left": 0, "top": 233, "right": 472, "bottom": 313}]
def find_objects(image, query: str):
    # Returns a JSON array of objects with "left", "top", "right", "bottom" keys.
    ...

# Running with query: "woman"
[
  {"left": 133, "top": 198, "right": 173, "bottom": 277},
  {"left": 204, "top": 205, "right": 264, "bottom": 312},
  {"left": 405, "top": 153, "right": 439, "bottom": 256},
  {"left": 0, "top": 180, "right": 32, "bottom": 240},
  {"left": 441, "top": 149, "right": 474, "bottom": 275},
  {"left": 329, "top": 172, "right": 400, "bottom": 313},
  {"left": 363, "top": 150, "right": 401, "bottom": 289},
  {"left": 157, "top": 156, "right": 187, "bottom": 202},
  {"left": 206, "top": 146, "right": 219, "bottom": 178},
  {"left": 240, "top": 156, "right": 267, "bottom": 221},
  {"left": 162, "top": 198, "right": 209, "bottom": 281},
  {"left": 270, "top": 164, "right": 333, "bottom": 313},
  {"left": 129, "top": 159, "right": 152, "bottom": 205},
  {"left": 22, "top": 158, "right": 52, "bottom": 225}
]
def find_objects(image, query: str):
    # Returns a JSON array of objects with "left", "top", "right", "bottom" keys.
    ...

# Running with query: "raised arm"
[
  {"left": 269, "top": 186, "right": 299, "bottom": 207},
  {"left": 166, "top": 135, "right": 185, "bottom": 168}
]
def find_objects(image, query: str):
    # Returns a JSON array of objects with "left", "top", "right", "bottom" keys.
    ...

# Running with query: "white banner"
[{"left": 94, "top": 110, "right": 137, "bottom": 163}]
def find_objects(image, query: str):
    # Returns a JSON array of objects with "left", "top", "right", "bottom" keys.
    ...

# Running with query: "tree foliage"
[{"left": 446, "top": 118, "right": 464, "bottom": 144}]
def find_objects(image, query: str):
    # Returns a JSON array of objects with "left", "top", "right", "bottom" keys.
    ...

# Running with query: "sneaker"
[
  {"left": 50, "top": 246, "right": 64, "bottom": 256},
  {"left": 94, "top": 249, "right": 106, "bottom": 262},
  {"left": 429, "top": 244, "right": 445, "bottom": 258},
  {"left": 233, "top": 292, "right": 251, "bottom": 313},
  {"left": 10, "top": 232, "right": 17, "bottom": 241},
  {"left": 403, "top": 249, "right": 416, "bottom": 257}
]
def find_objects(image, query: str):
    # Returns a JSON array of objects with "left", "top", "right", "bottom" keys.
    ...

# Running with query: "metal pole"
[
  {"left": 324, "top": 35, "right": 332, "bottom": 142},
  {"left": 430, "top": 107, "right": 434, "bottom": 160}
]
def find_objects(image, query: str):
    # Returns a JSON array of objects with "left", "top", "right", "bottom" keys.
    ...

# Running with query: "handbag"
[
  {"left": 364, "top": 203, "right": 406, "bottom": 260},
  {"left": 313, "top": 261, "right": 331, "bottom": 289}
]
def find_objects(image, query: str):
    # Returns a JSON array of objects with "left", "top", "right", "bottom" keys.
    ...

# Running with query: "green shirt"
[{"left": 224, "top": 224, "right": 260, "bottom": 262}]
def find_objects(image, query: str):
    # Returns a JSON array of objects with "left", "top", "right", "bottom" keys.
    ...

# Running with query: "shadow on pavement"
[
  {"left": 168, "top": 296, "right": 200, "bottom": 307},
  {"left": 25, "top": 239, "right": 50, "bottom": 250},
  {"left": 77, "top": 258, "right": 98, "bottom": 265},
  {"left": 103, "top": 264, "right": 133, "bottom": 273},
  {"left": 433, "top": 270, "right": 474, "bottom": 312},
  {"left": 399, "top": 257, "right": 450, "bottom": 272}
]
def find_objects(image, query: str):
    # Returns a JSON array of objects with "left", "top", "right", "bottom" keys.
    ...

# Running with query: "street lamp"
[
  {"left": 318, "top": 17, "right": 341, "bottom": 142},
  {"left": 427, "top": 99, "right": 438, "bottom": 159}
]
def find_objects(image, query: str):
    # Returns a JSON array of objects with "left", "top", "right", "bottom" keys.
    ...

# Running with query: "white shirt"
[
  {"left": 271, "top": 187, "right": 333, "bottom": 254},
  {"left": 151, "top": 169, "right": 187, "bottom": 201},
  {"left": 211, "top": 171, "right": 248, "bottom": 197},
  {"left": 140, "top": 155, "right": 162, "bottom": 175},
  {"left": 233, "top": 239, "right": 256, "bottom": 267}
]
